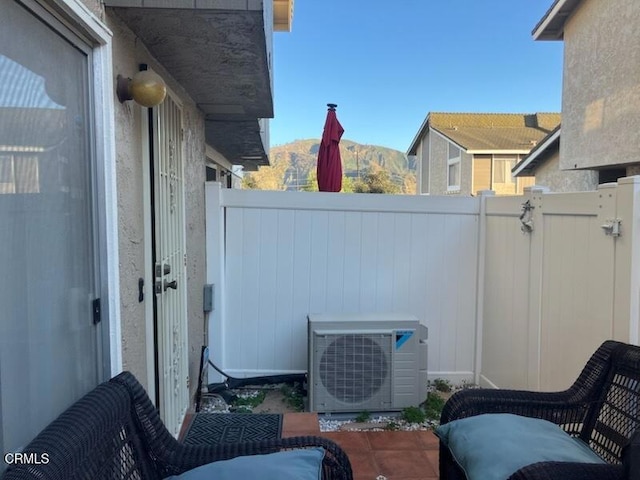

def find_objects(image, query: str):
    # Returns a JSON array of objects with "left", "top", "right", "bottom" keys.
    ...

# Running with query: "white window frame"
[
  {"left": 492, "top": 155, "right": 517, "bottom": 185},
  {"left": 447, "top": 143, "right": 461, "bottom": 192},
  {"left": 27, "top": 0, "right": 121, "bottom": 376}
]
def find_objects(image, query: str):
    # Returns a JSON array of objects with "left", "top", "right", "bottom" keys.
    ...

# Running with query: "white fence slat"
[
  {"left": 274, "top": 210, "right": 296, "bottom": 369},
  {"left": 455, "top": 215, "right": 479, "bottom": 373},
  {"left": 308, "top": 211, "right": 330, "bottom": 315},
  {"left": 256, "top": 209, "right": 279, "bottom": 370},
  {"left": 391, "top": 213, "right": 413, "bottom": 311},
  {"left": 325, "top": 212, "right": 347, "bottom": 312},
  {"left": 291, "top": 211, "right": 313, "bottom": 369},
  {"left": 408, "top": 214, "right": 430, "bottom": 325},
  {"left": 342, "top": 212, "right": 363, "bottom": 313},
  {"left": 358, "top": 212, "right": 380, "bottom": 312},
  {"left": 374, "top": 213, "right": 397, "bottom": 313},
  {"left": 238, "top": 209, "right": 261, "bottom": 370}
]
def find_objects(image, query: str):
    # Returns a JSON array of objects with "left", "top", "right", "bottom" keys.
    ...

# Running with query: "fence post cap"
[
  {"left": 617, "top": 175, "right": 640, "bottom": 185},
  {"left": 525, "top": 185, "right": 550, "bottom": 194},
  {"left": 477, "top": 190, "right": 496, "bottom": 197}
]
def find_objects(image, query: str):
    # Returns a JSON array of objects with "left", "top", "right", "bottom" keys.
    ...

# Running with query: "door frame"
[
  {"left": 142, "top": 103, "right": 157, "bottom": 404},
  {"left": 142, "top": 80, "right": 189, "bottom": 426}
]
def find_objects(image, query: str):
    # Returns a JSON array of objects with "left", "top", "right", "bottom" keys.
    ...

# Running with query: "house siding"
[
  {"left": 422, "top": 131, "right": 474, "bottom": 196},
  {"left": 535, "top": 150, "right": 599, "bottom": 192},
  {"left": 419, "top": 142, "right": 429, "bottom": 194},
  {"left": 561, "top": 0, "right": 640, "bottom": 171},
  {"left": 460, "top": 150, "right": 473, "bottom": 196},
  {"left": 430, "top": 132, "right": 448, "bottom": 194},
  {"left": 110, "top": 15, "right": 149, "bottom": 391},
  {"left": 108, "top": 12, "right": 206, "bottom": 403},
  {"left": 473, "top": 155, "right": 492, "bottom": 194},
  {"left": 183, "top": 108, "right": 207, "bottom": 401}
]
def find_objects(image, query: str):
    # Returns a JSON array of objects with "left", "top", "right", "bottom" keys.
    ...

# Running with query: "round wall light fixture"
[{"left": 117, "top": 69, "right": 167, "bottom": 108}]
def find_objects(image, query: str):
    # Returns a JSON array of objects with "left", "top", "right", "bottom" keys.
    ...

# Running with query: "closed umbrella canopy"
[{"left": 317, "top": 103, "right": 344, "bottom": 192}]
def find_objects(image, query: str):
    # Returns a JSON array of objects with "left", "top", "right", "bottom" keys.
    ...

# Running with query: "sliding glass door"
[{"left": 0, "top": 0, "right": 101, "bottom": 460}]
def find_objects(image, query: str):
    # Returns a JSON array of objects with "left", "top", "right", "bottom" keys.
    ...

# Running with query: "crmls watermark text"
[{"left": 4, "top": 452, "right": 50, "bottom": 465}]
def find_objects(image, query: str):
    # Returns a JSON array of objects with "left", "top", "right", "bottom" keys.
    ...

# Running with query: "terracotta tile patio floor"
[{"left": 283, "top": 412, "right": 440, "bottom": 480}]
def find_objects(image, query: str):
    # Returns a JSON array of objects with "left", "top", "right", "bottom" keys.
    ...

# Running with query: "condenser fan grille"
[{"left": 318, "top": 334, "right": 389, "bottom": 404}]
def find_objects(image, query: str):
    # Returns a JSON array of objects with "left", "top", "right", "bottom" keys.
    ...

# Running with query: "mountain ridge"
[{"left": 269, "top": 138, "right": 417, "bottom": 191}]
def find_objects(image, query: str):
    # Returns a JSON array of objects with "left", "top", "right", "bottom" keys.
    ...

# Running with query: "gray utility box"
[{"left": 307, "top": 313, "right": 428, "bottom": 413}]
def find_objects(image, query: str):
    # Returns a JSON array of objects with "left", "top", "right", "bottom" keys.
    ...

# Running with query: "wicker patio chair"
[
  {"left": 439, "top": 340, "right": 640, "bottom": 480},
  {"left": 2, "top": 371, "right": 352, "bottom": 480}
]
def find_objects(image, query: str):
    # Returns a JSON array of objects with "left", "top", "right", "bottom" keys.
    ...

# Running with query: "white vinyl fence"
[
  {"left": 206, "top": 185, "right": 480, "bottom": 383},
  {"left": 206, "top": 177, "right": 640, "bottom": 390},
  {"left": 481, "top": 178, "right": 640, "bottom": 391}
]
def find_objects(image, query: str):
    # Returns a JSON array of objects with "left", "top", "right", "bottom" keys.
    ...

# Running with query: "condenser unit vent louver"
[{"left": 308, "top": 314, "right": 428, "bottom": 413}]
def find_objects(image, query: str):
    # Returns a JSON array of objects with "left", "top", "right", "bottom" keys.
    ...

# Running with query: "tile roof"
[{"left": 429, "top": 112, "right": 561, "bottom": 152}]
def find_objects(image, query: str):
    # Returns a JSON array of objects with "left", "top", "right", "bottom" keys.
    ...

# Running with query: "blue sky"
[{"left": 270, "top": 0, "right": 564, "bottom": 153}]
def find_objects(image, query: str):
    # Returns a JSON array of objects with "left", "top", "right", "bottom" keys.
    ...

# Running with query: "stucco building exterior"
[
  {"left": 512, "top": 125, "right": 600, "bottom": 192},
  {"left": 0, "top": 0, "right": 293, "bottom": 458},
  {"left": 534, "top": 0, "right": 640, "bottom": 175}
]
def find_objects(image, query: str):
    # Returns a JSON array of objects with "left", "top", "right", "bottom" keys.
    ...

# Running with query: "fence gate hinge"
[{"left": 601, "top": 219, "right": 622, "bottom": 237}]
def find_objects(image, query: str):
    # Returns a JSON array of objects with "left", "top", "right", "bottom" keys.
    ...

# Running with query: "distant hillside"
[{"left": 269, "top": 139, "right": 417, "bottom": 191}]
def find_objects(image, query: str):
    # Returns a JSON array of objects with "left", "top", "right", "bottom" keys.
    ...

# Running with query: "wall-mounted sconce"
[{"left": 116, "top": 68, "right": 166, "bottom": 108}]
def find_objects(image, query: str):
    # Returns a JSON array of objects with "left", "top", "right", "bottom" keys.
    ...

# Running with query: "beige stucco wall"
[
  {"left": 107, "top": 11, "right": 206, "bottom": 405},
  {"left": 418, "top": 143, "right": 428, "bottom": 194},
  {"left": 459, "top": 151, "right": 473, "bottom": 196},
  {"left": 628, "top": 165, "right": 640, "bottom": 176},
  {"left": 534, "top": 151, "right": 599, "bottom": 192},
  {"left": 423, "top": 131, "right": 473, "bottom": 196},
  {"left": 429, "top": 132, "right": 448, "bottom": 195},
  {"left": 183, "top": 109, "right": 207, "bottom": 403},
  {"left": 560, "top": 0, "right": 640, "bottom": 171},
  {"left": 109, "top": 15, "right": 149, "bottom": 391}
]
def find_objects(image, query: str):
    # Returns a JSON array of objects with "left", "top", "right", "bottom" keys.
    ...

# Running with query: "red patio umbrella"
[{"left": 317, "top": 103, "right": 344, "bottom": 192}]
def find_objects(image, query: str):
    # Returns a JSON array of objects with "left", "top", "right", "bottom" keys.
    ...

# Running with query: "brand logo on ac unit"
[{"left": 395, "top": 330, "right": 414, "bottom": 349}]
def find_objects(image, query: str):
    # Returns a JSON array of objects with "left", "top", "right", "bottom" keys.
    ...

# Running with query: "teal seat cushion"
[
  {"left": 164, "top": 447, "right": 324, "bottom": 480},
  {"left": 436, "top": 413, "right": 605, "bottom": 480}
]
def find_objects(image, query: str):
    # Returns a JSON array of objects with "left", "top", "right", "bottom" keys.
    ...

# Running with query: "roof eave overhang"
[
  {"left": 105, "top": 1, "right": 274, "bottom": 166},
  {"left": 466, "top": 149, "right": 533, "bottom": 155},
  {"left": 512, "top": 127, "right": 561, "bottom": 176},
  {"left": 533, "top": 0, "right": 582, "bottom": 41},
  {"left": 406, "top": 114, "right": 431, "bottom": 156},
  {"left": 205, "top": 120, "right": 269, "bottom": 171}
]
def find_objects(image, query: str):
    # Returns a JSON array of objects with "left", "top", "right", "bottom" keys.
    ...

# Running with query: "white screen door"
[{"left": 151, "top": 93, "right": 189, "bottom": 436}]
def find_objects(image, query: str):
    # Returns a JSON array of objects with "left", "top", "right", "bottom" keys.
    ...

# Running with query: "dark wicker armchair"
[
  {"left": 439, "top": 340, "right": 640, "bottom": 480},
  {"left": 2, "top": 371, "right": 352, "bottom": 480}
]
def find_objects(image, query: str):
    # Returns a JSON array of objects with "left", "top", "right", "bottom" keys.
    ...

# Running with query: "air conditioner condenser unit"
[{"left": 307, "top": 313, "right": 428, "bottom": 413}]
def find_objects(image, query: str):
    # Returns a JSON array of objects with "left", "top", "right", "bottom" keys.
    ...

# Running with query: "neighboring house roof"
[
  {"left": 512, "top": 124, "right": 561, "bottom": 177},
  {"left": 407, "top": 112, "right": 561, "bottom": 155},
  {"left": 533, "top": 0, "right": 583, "bottom": 40},
  {"left": 274, "top": 0, "right": 294, "bottom": 32}
]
